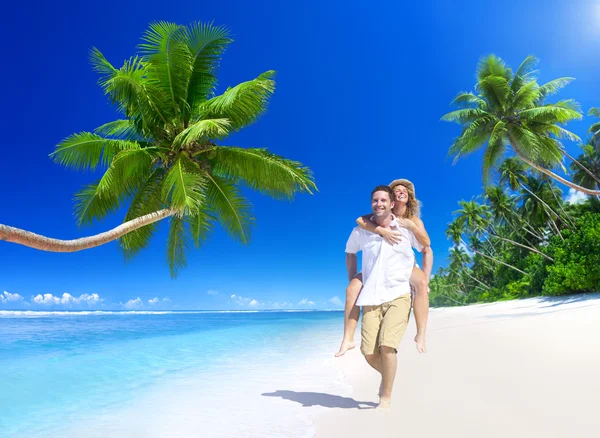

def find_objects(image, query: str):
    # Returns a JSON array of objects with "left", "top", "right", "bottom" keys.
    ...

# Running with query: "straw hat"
[{"left": 389, "top": 179, "right": 415, "bottom": 197}]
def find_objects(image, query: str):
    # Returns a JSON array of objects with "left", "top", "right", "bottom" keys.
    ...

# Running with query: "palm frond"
[
  {"left": 449, "top": 115, "right": 498, "bottom": 161},
  {"left": 482, "top": 121, "right": 508, "bottom": 184},
  {"left": 206, "top": 146, "right": 317, "bottom": 199},
  {"left": 94, "top": 119, "right": 149, "bottom": 141},
  {"left": 477, "top": 54, "right": 512, "bottom": 82},
  {"left": 512, "top": 80, "right": 540, "bottom": 109},
  {"left": 90, "top": 48, "right": 168, "bottom": 135},
  {"left": 119, "top": 169, "right": 166, "bottom": 258},
  {"left": 50, "top": 132, "right": 141, "bottom": 171},
  {"left": 441, "top": 108, "right": 490, "bottom": 124},
  {"left": 184, "top": 22, "right": 233, "bottom": 114},
  {"left": 519, "top": 104, "right": 582, "bottom": 124},
  {"left": 450, "top": 92, "right": 487, "bottom": 109},
  {"left": 172, "top": 118, "right": 231, "bottom": 149},
  {"left": 73, "top": 181, "right": 122, "bottom": 226},
  {"left": 96, "top": 147, "right": 157, "bottom": 195},
  {"left": 511, "top": 55, "right": 538, "bottom": 91},
  {"left": 203, "top": 174, "right": 253, "bottom": 243},
  {"left": 478, "top": 75, "right": 511, "bottom": 110},
  {"left": 166, "top": 215, "right": 190, "bottom": 278},
  {"left": 186, "top": 209, "right": 215, "bottom": 248},
  {"left": 162, "top": 154, "right": 206, "bottom": 214},
  {"left": 537, "top": 77, "right": 574, "bottom": 102},
  {"left": 139, "top": 21, "right": 192, "bottom": 122},
  {"left": 195, "top": 71, "right": 276, "bottom": 130}
]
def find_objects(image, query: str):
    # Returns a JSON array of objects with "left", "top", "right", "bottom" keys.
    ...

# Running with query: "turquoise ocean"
[{"left": 0, "top": 310, "right": 345, "bottom": 437}]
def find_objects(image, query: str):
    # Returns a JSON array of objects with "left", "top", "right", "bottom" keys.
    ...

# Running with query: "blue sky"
[{"left": 1, "top": 0, "right": 599, "bottom": 310}]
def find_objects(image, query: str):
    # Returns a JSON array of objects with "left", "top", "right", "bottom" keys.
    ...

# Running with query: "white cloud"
[
  {"left": 1, "top": 291, "right": 24, "bottom": 304},
  {"left": 206, "top": 290, "right": 219, "bottom": 296},
  {"left": 230, "top": 294, "right": 261, "bottom": 307},
  {"left": 32, "top": 293, "right": 60, "bottom": 305},
  {"left": 123, "top": 297, "right": 143, "bottom": 310},
  {"left": 328, "top": 296, "right": 344, "bottom": 307},
  {"left": 148, "top": 297, "right": 159, "bottom": 305},
  {"left": 30, "top": 292, "right": 102, "bottom": 306},
  {"left": 565, "top": 188, "right": 588, "bottom": 205},
  {"left": 298, "top": 298, "right": 316, "bottom": 306}
]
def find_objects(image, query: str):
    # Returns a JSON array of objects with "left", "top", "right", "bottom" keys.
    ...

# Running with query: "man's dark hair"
[{"left": 371, "top": 185, "right": 394, "bottom": 201}]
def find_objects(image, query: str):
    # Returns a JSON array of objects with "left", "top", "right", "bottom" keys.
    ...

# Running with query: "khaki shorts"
[{"left": 360, "top": 294, "right": 411, "bottom": 356}]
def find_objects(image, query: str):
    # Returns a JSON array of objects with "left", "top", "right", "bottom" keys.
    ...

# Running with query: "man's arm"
[
  {"left": 356, "top": 215, "right": 403, "bottom": 245},
  {"left": 346, "top": 253, "right": 358, "bottom": 282},
  {"left": 421, "top": 246, "right": 433, "bottom": 284}
]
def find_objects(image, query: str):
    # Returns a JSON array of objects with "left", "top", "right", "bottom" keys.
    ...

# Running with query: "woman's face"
[{"left": 393, "top": 185, "right": 409, "bottom": 205}]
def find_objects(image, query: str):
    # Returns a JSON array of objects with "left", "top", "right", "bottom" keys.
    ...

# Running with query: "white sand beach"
[
  {"left": 60, "top": 294, "right": 600, "bottom": 438},
  {"left": 318, "top": 293, "right": 600, "bottom": 438}
]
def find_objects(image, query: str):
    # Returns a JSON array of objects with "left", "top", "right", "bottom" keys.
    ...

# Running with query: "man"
[{"left": 345, "top": 185, "right": 423, "bottom": 408}]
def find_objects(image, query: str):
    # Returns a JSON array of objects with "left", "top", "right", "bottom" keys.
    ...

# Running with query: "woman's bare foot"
[
  {"left": 414, "top": 333, "right": 427, "bottom": 353},
  {"left": 334, "top": 339, "right": 356, "bottom": 357}
]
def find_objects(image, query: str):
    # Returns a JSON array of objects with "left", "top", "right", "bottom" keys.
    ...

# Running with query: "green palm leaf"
[
  {"left": 51, "top": 132, "right": 140, "bottom": 171},
  {"left": 511, "top": 55, "right": 538, "bottom": 92},
  {"left": 207, "top": 147, "right": 317, "bottom": 199},
  {"left": 94, "top": 119, "right": 149, "bottom": 141},
  {"left": 537, "top": 77, "right": 574, "bottom": 102},
  {"left": 119, "top": 169, "right": 166, "bottom": 258},
  {"left": 139, "top": 22, "right": 192, "bottom": 122},
  {"left": 203, "top": 174, "right": 253, "bottom": 243},
  {"left": 166, "top": 215, "right": 190, "bottom": 277},
  {"left": 74, "top": 182, "right": 122, "bottom": 226},
  {"left": 172, "top": 118, "right": 231, "bottom": 149},
  {"left": 196, "top": 71, "right": 276, "bottom": 130},
  {"left": 184, "top": 22, "right": 233, "bottom": 115},
  {"left": 162, "top": 154, "right": 207, "bottom": 214}
]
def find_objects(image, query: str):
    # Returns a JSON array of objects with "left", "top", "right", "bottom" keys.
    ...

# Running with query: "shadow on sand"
[{"left": 262, "top": 390, "right": 377, "bottom": 409}]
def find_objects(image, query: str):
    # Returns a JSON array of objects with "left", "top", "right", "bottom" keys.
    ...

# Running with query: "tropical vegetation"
[
  {"left": 433, "top": 56, "right": 600, "bottom": 305},
  {"left": 0, "top": 22, "right": 317, "bottom": 277}
]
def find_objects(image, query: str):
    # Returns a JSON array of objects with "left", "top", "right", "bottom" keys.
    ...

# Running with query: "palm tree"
[
  {"left": 446, "top": 218, "right": 526, "bottom": 275},
  {"left": 571, "top": 145, "right": 600, "bottom": 190},
  {"left": 0, "top": 22, "right": 317, "bottom": 276},
  {"left": 442, "top": 54, "right": 600, "bottom": 196},
  {"left": 589, "top": 107, "right": 600, "bottom": 152}
]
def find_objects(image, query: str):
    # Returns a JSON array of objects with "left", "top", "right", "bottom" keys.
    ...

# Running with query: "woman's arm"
[
  {"left": 356, "top": 214, "right": 403, "bottom": 245},
  {"left": 395, "top": 216, "right": 431, "bottom": 247}
]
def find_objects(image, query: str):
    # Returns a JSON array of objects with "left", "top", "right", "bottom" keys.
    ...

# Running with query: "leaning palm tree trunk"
[
  {"left": 0, "top": 209, "right": 175, "bottom": 252},
  {"left": 451, "top": 268, "right": 491, "bottom": 290},
  {"left": 460, "top": 238, "right": 527, "bottom": 275},
  {"left": 514, "top": 151, "right": 600, "bottom": 196},
  {"left": 489, "top": 235, "right": 554, "bottom": 261},
  {"left": 563, "top": 150, "right": 600, "bottom": 186}
]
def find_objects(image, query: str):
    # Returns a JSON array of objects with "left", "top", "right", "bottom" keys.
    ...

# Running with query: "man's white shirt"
[{"left": 345, "top": 216, "right": 423, "bottom": 306}]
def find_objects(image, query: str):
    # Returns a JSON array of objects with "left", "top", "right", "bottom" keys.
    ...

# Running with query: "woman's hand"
[
  {"left": 376, "top": 227, "right": 404, "bottom": 245},
  {"left": 395, "top": 217, "right": 416, "bottom": 231}
]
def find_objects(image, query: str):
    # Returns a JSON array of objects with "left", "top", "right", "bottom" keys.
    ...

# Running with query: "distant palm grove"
[{"left": 432, "top": 55, "right": 600, "bottom": 306}]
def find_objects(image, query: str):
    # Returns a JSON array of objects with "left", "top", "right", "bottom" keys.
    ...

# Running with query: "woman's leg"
[
  {"left": 410, "top": 266, "right": 429, "bottom": 353},
  {"left": 335, "top": 274, "right": 363, "bottom": 357}
]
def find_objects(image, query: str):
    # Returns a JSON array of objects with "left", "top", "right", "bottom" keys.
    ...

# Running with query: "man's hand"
[{"left": 376, "top": 227, "right": 404, "bottom": 245}]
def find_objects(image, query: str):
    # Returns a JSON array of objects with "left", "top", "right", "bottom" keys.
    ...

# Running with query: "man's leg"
[
  {"left": 410, "top": 267, "right": 429, "bottom": 353},
  {"left": 335, "top": 274, "right": 363, "bottom": 357},
  {"left": 378, "top": 346, "right": 397, "bottom": 408},
  {"left": 376, "top": 295, "right": 411, "bottom": 408}
]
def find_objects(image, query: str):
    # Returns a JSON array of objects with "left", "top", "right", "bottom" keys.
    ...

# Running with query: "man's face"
[
  {"left": 393, "top": 185, "right": 409, "bottom": 204},
  {"left": 371, "top": 190, "right": 394, "bottom": 217}
]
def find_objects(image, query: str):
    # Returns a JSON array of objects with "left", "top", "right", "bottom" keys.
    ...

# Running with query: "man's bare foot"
[
  {"left": 376, "top": 397, "right": 391, "bottom": 409},
  {"left": 334, "top": 339, "right": 355, "bottom": 357},
  {"left": 414, "top": 333, "right": 427, "bottom": 353}
]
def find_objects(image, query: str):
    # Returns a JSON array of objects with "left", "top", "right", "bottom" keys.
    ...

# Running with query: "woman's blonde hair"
[{"left": 390, "top": 181, "right": 421, "bottom": 219}]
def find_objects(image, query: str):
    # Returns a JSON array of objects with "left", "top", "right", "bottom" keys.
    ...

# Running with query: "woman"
[{"left": 335, "top": 179, "right": 432, "bottom": 356}]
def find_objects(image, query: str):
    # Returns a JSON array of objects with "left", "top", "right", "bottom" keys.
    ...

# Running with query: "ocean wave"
[{"left": 0, "top": 309, "right": 339, "bottom": 318}]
